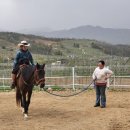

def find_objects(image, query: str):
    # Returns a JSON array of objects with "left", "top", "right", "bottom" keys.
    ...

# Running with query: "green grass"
[{"left": 0, "top": 86, "right": 11, "bottom": 92}]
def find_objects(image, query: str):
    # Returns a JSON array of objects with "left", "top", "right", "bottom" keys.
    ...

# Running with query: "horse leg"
[
  {"left": 21, "top": 92, "right": 28, "bottom": 118},
  {"left": 26, "top": 90, "right": 32, "bottom": 114},
  {"left": 21, "top": 97, "right": 24, "bottom": 107},
  {"left": 21, "top": 98, "right": 24, "bottom": 114}
]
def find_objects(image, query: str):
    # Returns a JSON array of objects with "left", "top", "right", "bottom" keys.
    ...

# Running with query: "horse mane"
[{"left": 20, "top": 65, "right": 35, "bottom": 84}]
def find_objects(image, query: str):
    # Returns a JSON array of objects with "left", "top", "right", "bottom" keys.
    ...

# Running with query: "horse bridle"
[
  {"left": 19, "top": 65, "right": 45, "bottom": 86},
  {"left": 34, "top": 68, "right": 45, "bottom": 86}
]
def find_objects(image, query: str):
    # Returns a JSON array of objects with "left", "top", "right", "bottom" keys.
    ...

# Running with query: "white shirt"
[{"left": 92, "top": 67, "right": 113, "bottom": 83}]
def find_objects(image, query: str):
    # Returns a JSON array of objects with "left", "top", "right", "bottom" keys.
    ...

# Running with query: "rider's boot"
[{"left": 10, "top": 74, "right": 16, "bottom": 89}]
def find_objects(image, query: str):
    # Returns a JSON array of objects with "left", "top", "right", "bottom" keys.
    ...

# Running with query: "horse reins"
[
  {"left": 20, "top": 67, "right": 45, "bottom": 87},
  {"left": 34, "top": 69, "right": 45, "bottom": 86}
]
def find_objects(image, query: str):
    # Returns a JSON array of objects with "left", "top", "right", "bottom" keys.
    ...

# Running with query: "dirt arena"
[{"left": 0, "top": 90, "right": 130, "bottom": 130}]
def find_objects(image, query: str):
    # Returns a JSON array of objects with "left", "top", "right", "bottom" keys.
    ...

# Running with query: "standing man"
[{"left": 92, "top": 60, "right": 113, "bottom": 108}]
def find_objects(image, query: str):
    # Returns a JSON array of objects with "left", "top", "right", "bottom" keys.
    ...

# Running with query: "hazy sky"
[{"left": 0, "top": 0, "right": 130, "bottom": 31}]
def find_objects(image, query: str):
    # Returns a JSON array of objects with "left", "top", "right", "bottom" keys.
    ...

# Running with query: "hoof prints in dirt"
[{"left": 109, "top": 119, "right": 129, "bottom": 130}]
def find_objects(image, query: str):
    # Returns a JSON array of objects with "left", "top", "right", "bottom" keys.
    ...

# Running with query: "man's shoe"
[
  {"left": 100, "top": 106, "right": 106, "bottom": 108},
  {"left": 94, "top": 104, "right": 100, "bottom": 107}
]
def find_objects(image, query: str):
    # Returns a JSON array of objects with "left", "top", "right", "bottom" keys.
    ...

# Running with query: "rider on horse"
[{"left": 11, "top": 41, "right": 34, "bottom": 89}]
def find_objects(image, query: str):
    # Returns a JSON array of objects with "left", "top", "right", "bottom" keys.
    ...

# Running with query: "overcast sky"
[{"left": 0, "top": 0, "right": 130, "bottom": 31}]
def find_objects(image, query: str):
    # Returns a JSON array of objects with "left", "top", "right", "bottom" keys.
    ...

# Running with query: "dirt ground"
[{"left": 0, "top": 90, "right": 130, "bottom": 130}]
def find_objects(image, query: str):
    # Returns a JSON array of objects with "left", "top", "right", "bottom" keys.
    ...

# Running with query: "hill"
[
  {"left": 0, "top": 32, "right": 130, "bottom": 67},
  {"left": 42, "top": 25, "right": 130, "bottom": 45}
]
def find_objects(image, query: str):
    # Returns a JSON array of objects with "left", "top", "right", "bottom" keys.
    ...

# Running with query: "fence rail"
[
  {"left": 0, "top": 75, "right": 130, "bottom": 89},
  {"left": 0, "top": 66, "right": 130, "bottom": 89}
]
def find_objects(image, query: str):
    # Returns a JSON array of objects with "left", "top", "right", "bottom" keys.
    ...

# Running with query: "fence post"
[
  {"left": 114, "top": 75, "right": 116, "bottom": 89},
  {"left": 72, "top": 67, "right": 75, "bottom": 90},
  {"left": 3, "top": 75, "right": 5, "bottom": 88}
]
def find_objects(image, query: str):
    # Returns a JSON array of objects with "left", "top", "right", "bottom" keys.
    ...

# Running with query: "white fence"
[
  {"left": 0, "top": 66, "right": 130, "bottom": 89},
  {"left": 0, "top": 75, "right": 130, "bottom": 89}
]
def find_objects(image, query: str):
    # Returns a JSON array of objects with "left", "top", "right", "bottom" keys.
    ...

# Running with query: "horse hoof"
[{"left": 24, "top": 114, "right": 28, "bottom": 119}]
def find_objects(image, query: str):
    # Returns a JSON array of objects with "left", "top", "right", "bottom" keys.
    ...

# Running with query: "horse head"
[{"left": 34, "top": 63, "right": 45, "bottom": 88}]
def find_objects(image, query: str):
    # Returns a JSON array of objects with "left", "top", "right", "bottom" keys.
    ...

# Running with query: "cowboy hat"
[{"left": 18, "top": 41, "right": 30, "bottom": 47}]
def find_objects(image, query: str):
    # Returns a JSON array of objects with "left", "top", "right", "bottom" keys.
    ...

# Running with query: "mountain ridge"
[
  {"left": 1, "top": 25, "right": 130, "bottom": 44},
  {"left": 41, "top": 25, "right": 130, "bottom": 44}
]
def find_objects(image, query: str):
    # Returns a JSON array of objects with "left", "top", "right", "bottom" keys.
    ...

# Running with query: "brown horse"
[{"left": 16, "top": 63, "right": 45, "bottom": 118}]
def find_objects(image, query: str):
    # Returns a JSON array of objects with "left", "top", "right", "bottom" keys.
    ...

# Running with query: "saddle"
[{"left": 16, "top": 64, "right": 27, "bottom": 78}]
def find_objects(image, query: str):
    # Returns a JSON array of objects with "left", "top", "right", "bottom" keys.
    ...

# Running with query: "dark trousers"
[{"left": 95, "top": 85, "right": 106, "bottom": 107}]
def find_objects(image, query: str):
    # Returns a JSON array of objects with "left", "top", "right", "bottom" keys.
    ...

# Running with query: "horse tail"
[{"left": 16, "top": 88, "right": 21, "bottom": 107}]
